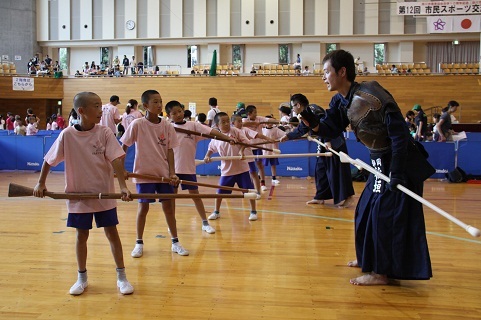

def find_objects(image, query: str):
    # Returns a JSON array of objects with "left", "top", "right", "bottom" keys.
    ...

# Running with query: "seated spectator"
[
  {"left": 74, "top": 70, "right": 81, "bottom": 77},
  {"left": 250, "top": 66, "right": 257, "bottom": 76},
  {"left": 390, "top": 64, "right": 399, "bottom": 74},
  {"left": 362, "top": 67, "right": 370, "bottom": 75},
  {"left": 302, "top": 66, "right": 311, "bottom": 76}
]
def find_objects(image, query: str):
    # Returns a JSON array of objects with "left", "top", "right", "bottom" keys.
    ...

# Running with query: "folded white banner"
[{"left": 427, "top": 15, "right": 481, "bottom": 33}]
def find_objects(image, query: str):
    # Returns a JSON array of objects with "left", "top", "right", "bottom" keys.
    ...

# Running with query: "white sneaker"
[
  {"left": 172, "top": 243, "right": 189, "bottom": 256},
  {"left": 261, "top": 185, "right": 268, "bottom": 192},
  {"left": 202, "top": 224, "right": 216, "bottom": 234},
  {"left": 69, "top": 280, "right": 88, "bottom": 295},
  {"left": 208, "top": 212, "right": 220, "bottom": 220},
  {"left": 117, "top": 279, "right": 134, "bottom": 295},
  {"left": 272, "top": 179, "right": 280, "bottom": 185},
  {"left": 131, "top": 243, "right": 143, "bottom": 258},
  {"left": 248, "top": 213, "right": 258, "bottom": 221}
]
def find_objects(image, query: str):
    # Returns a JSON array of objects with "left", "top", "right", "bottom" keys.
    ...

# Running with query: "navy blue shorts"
[
  {"left": 218, "top": 171, "right": 254, "bottom": 194},
  {"left": 262, "top": 158, "right": 279, "bottom": 167},
  {"left": 176, "top": 174, "right": 198, "bottom": 190},
  {"left": 67, "top": 208, "right": 119, "bottom": 230},
  {"left": 136, "top": 183, "right": 174, "bottom": 203},
  {"left": 248, "top": 161, "right": 258, "bottom": 173},
  {"left": 252, "top": 149, "right": 263, "bottom": 156}
]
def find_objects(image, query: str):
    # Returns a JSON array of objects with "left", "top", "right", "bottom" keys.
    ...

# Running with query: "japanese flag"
[{"left": 452, "top": 15, "right": 481, "bottom": 33}]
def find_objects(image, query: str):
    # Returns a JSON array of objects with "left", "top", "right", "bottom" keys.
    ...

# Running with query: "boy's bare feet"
[
  {"left": 347, "top": 260, "right": 359, "bottom": 267},
  {"left": 350, "top": 273, "right": 389, "bottom": 286},
  {"left": 306, "top": 199, "right": 324, "bottom": 205},
  {"left": 337, "top": 196, "right": 354, "bottom": 208}
]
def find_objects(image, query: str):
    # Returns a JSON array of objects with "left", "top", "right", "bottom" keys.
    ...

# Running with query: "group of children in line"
[{"left": 33, "top": 90, "right": 293, "bottom": 296}]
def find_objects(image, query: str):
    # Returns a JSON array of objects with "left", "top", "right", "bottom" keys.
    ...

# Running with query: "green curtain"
[{"left": 209, "top": 50, "right": 217, "bottom": 77}]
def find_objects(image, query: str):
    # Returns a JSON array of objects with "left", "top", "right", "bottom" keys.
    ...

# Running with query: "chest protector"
[{"left": 347, "top": 81, "right": 400, "bottom": 152}]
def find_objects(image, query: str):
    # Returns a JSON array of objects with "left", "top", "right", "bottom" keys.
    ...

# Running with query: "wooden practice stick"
[
  {"left": 8, "top": 183, "right": 257, "bottom": 200},
  {"left": 196, "top": 152, "right": 332, "bottom": 165}
]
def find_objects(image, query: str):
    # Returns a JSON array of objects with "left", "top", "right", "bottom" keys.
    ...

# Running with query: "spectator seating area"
[
  {"left": 376, "top": 63, "right": 431, "bottom": 75},
  {"left": 0, "top": 62, "right": 17, "bottom": 75},
  {"left": 441, "top": 63, "right": 480, "bottom": 75},
  {"left": 191, "top": 64, "right": 241, "bottom": 76}
]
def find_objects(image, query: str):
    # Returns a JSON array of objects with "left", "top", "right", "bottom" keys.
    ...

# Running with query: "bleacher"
[
  {"left": 376, "top": 63, "right": 431, "bottom": 75},
  {"left": 441, "top": 63, "right": 480, "bottom": 75},
  {"left": 0, "top": 61, "right": 17, "bottom": 76}
]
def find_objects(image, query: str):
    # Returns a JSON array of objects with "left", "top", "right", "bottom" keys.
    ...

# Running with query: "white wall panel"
[
  {"left": 217, "top": 0, "right": 230, "bottom": 36},
  {"left": 315, "top": 0, "right": 328, "bottom": 35},
  {"left": 194, "top": 0, "right": 207, "bottom": 37},
  {"left": 364, "top": 0, "right": 378, "bottom": 35},
  {"left": 170, "top": 0, "right": 183, "bottom": 38},
  {"left": 265, "top": 0, "right": 278, "bottom": 36},
  {"left": 289, "top": 0, "right": 303, "bottom": 36},
  {"left": 102, "top": 0, "right": 115, "bottom": 39},
  {"left": 339, "top": 0, "right": 353, "bottom": 35},
  {"left": 125, "top": 0, "right": 137, "bottom": 38},
  {"left": 390, "top": 2, "right": 404, "bottom": 35},
  {"left": 58, "top": 0, "right": 71, "bottom": 40},
  {"left": 36, "top": 0, "right": 49, "bottom": 41},
  {"left": 147, "top": 0, "right": 160, "bottom": 38},
  {"left": 80, "top": 0, "right": 93, "bottom": 40},
  {"left": 241, "top": 0, "right": 255, "bottom": 36}
]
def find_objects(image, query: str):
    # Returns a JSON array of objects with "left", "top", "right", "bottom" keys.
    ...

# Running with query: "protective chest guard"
[{"left": 347, "top": 81, "right": 400, "bottom": 152}]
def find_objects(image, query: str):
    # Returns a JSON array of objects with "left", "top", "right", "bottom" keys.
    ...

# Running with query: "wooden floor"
[{"left": 1, "top": 171, "right": 480, "bottom": 320}]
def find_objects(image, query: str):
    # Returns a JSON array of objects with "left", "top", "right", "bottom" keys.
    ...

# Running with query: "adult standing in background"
[
  {"left": 435, "top": 101, "right": 459, "bottom": 142},
  {"left": 206, "top": 97, "right": 220, "bottom": 127},
  {"left": 122, "top": 55, "right": 129, "bottom": 75},
  {"left": 412, "top": 104, "right": 427, "bottom": 141},
  {"left": 130, "top": 56, "right": 136, "bottom": 75},
  {"left": 100, "top": 95, "right": 122, "bottom": 135}
]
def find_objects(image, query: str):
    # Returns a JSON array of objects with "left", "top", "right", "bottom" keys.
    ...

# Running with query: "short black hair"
[
  {"left": 197, "top": 113, "right": 207, "bottom": 122},
  {"left": 245, "top": 105, "right": 257, "bottom": 114},
  {"left": 209, "top": 97, "right": 217, "bottom": 106},
  {"left": 141, "top": 90, "right": 160, "bottom": 104},
  {"left": 110, "top": 95, "right": 120, "bottom": 103},
  {"left": 214, "top": 111, "right": 229, "bottom": 124},
  {"left": 322, "top": 50, "right": 356, "bottom": 82},
  {"left": 165, "top": 100, "right": 183, "bottom": 114},
  {"left": 279, "top": 106, "right": 291, "bottom": 115},
  {"left": 184, "top": 109, "right": 192, "bottom": 119},
  {"left": 447, "top": 100, "right": 459, "bottom": 108},
  {"left": 290, "top": 93, "right": 309, "bottom": 107}
]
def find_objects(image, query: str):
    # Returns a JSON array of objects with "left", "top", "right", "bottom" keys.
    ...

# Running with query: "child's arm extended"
[
  {"left": 33, "top": 161, "right": 51, "bottom": 197},
  {"left": 111, "top": 157, "right": 132, "bottom": 201},
  {"left": 167, "top": 148, "right": 179, "bottom": 186},
  {"left": 209, "top": 128, "right": 237, "bottom": 144}
]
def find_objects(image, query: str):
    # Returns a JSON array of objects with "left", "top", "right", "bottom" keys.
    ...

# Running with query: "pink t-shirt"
[
  {"left": 208, "top": 127, "right": 250, "bottom": 176},
  {"left": 120, "top": 117, "right": 179, "bottom": 184},
  {"left": 262, "top": 127, "right": 284, "bottom": 155},
  {"left": 241, "top": 127, "right": 258, "bottom": 157},
  {"left": 44, "top": 125, "right": 125, "bottom": 213},
  {"left": 100, "top": 103, "right": 121, "bottom": 134},
  {"left": 242, "top": 116, "right": 270, "bottom": 145},
  {"left": 172, "top": 121, "right": 212, "bottom": 174},
  {"left": 121, "top": 109, "right": 143, "bottom": 130}
]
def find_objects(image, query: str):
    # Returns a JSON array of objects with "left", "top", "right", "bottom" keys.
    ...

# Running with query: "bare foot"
[
  {"left": 347, "top": 260, "right": 359, "bottom": 267},
  {"left": 337, "top": 196, "right": 354, "bottom": 208},
  {"left": 306, "top": 199, "right": 324, "bottom": 205},
  {"left": 350, "top": 273, "right": 389, "bottom": 286}
]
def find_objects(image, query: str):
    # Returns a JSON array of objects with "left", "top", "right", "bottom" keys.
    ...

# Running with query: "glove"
[
  {"left": 299, "top": 109, "right": 319, "bottom": 129},
  {"left": 387, "top": 173, "right": 406, "bottom": 192}
]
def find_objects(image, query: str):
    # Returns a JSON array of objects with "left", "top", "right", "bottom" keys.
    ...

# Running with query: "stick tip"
[
  {"left": 272, "top": 149, "right": 281, "bottom": 154},
  {"left": 467, "top": 226, "right": 481, "bottom": 237},
  {"left": 244, "top": 192, "right": 258, "bottom": 199}
]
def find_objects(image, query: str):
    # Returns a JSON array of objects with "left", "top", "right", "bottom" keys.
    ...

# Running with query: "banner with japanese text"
[
  {"left": 397, "top": 1, "right": 481, "bottom": 15},
  {"left": 12, "top": 77, "right": 34, "bottom": 91}
]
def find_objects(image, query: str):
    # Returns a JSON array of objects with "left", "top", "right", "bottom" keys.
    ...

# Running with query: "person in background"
[
  {"left": 436, "top": 101, "right": 459, "bottom": 142},
  {"left": 121, "top": 99, "right": 143, "bottom": 130},
  {"left": 45, "top": 117, "right": 52, "bottom": 130},
  {"left": 261, "top": 116, "right": 285, "bottom": 186},
  {"left": 235, "top": 102, "right": 247, "bottom": 119},
  {"left": 56, "top": 113, "right": 65, "bottom": 130},
  {"left": 302, "top": 66, "right": 311, "bottom": 76},
  {"left": 0, "top": 114, "right": 5, "bottom": 130},
  {"left": 68, "top": 108, "right": 80, "bottom": 127},
  {"left": 196, "top": 113, "right": 208, "bottom": 126},
  {"left": 206, "top": 97, "right": 220, "bottom": 127},
  {"left": 183, "top": 109, "right": 192, "bottom": 121},
  {"left": 14, "top": 117, "right": 26, "bottom": 136},
  {"left": 26, "top": 115, "right": 39, "bottom": 136},
  {"left": 122, "top": 55, "right": 129, "bottom": 75},
  {"left": 100, "top": 95, "right": 121, "bottom": 135},
  {"left": 130, "top": 56, "right": 136, "bottom": 75},
  {"left": 6, "top": 112, "right": 15, "bottom": 131},
  {"left": 413, "top": 104, "right": 428, "bottom": 141}
]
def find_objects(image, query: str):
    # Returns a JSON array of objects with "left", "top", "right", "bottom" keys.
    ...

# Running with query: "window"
[
  {"left": 232, "top": 45, "right": 243, "bottom": 69},
  {"left": 374, "top": 43, "right": 386, "bottom": 66},
  {"left": 279, "top": 44, "right": 289, "bottom": 64},
  {"left": 187, "top": 45, "right": 198, "bottom": 68},
  {"left": 143, "top": 46, "right": 155, "bottom": 68},
  {"left": 58, "top": 48, "right": 68, "bottom": 71},
  {"left": 100, "top": 47, "right": 110, "bottom": 67},
  {"left": 326, "top": 43, "right": 337, "bottom": 54}
]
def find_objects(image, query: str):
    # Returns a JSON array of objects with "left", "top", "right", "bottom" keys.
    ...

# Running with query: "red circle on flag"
[{"left": 461, "top": 19, "right": 472, "bottom": 29}]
